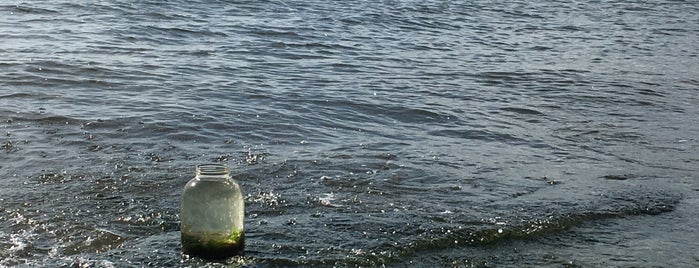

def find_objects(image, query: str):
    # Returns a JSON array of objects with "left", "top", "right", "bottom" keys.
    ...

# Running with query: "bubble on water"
[
  {"left": 48, "top": 246, "right": 59, "bottom": 258},
  {"left": 146, "top": 152, "right": 167, "bottom": 162},
  {"left": 37, "top": 170, "right": 75, "bottom": 184},
  {"left": 247, "top": 191, "right": 284, "bottom": 207},
  {"left": 68, "top": 256, "right": 95, "bottom": 268},
  {"left": 212, "top": 154, "right": 230, "bottom": 162},
  {"left": 350, "top": 248, "right": 365, "bottom": 256},
  {"left": 318, "top": 193, "right": 336, "bottom": 207},
  {"left": 9, "top": 233, "right": 28, "bottom": 252},
  {"left": 245, "top": 149, "right": 267, "bottom": 165},
  {"left": 2, "top": 140, "right": 17, "bottom": 151}
]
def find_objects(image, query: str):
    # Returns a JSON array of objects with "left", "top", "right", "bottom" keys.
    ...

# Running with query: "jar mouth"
[{"left": 196, "top": 164, "right": 230, "bottom": 176}]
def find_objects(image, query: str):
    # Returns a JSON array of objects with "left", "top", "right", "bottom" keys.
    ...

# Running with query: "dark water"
[{"left": 2, "top": 0, "right": 698, "bottom": 267}]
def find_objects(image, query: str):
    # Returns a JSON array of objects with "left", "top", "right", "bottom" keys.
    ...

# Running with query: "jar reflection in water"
[{"left": 180, "top": 164, "right": 244, "bottom": 258}]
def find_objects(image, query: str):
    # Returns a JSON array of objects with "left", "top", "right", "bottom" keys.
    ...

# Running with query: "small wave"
[
  {"left": 0, "top": 93, "right": 35, "bottom": 99},
  {"left": 2, "top": 4, "right": 59, "bottom": 14},
  {"left": 9, "top": 113, "right": 81, "bottom": 125},
  {"left": 373, "top": 198, "right": 677, "bottom": 266},
  {"left": 248, "top": 28, "right": 303, "bottom": 38},
  {"left": 500, "top": 106, "right": 545, "bottom": 116},
  {"left": 429, "top": 128, "right": 525, "bottom": 144},
  {"left": 61, "top": 229, "right": 129, "bottom": 256},
  {"left": 475, "top": 71, "right": 537, "bottom": 84},
  {"left": 266, "top": 188, "right": 679, "bottom": 267}
]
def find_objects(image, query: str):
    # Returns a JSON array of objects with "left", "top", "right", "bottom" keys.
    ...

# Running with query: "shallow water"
[{"left": 1, "top": 0, "right": 698, "bottom": 267}]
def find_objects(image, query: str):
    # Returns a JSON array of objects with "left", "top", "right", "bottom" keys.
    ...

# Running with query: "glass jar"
[{"left": 180, "top": 164, "right": 244, "bottom": 258}]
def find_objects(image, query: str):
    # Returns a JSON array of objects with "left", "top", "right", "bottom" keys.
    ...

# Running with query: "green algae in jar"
[{"left": 180, "top": 164, "right": 244, "bottom": 259}]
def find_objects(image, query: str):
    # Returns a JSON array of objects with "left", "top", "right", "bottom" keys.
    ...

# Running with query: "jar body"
[{"left": 180, "top": 164, "right": 244, "bottom": 258}]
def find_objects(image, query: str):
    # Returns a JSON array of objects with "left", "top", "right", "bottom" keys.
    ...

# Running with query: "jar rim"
[{"left": 196, "top": 164, "right": 230, "bottom": 176}]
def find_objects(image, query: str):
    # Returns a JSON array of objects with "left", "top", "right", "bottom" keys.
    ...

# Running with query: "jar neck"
[{"left": 195, "top": 164, "right": 231, "bottom": 181}]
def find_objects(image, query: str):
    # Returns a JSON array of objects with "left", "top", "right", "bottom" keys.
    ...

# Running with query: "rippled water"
[{"left": 2, "top": 1, "right": 698, "bottom": 267}]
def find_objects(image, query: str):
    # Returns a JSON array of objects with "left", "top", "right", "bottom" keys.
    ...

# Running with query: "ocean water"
[{"left": 1, "top": 0, "right": 698, "bottom": 267}]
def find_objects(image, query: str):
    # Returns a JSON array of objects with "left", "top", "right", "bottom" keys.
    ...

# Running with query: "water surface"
[{"left": 1, "top": 1, "right": 698, "bottom": 267}]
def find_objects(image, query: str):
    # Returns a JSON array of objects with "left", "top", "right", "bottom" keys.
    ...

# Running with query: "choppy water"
[{"left": 2, "top": 0, "right": 698, "bottom": 267}]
